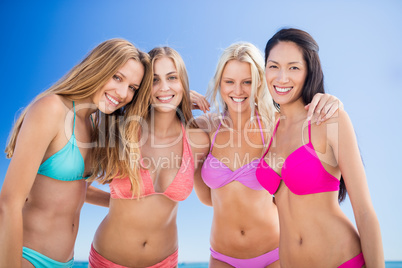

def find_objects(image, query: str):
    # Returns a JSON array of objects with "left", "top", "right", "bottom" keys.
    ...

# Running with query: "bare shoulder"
[
  {"left": 186, "top": 128, "right": 210, "bottom": 156},
  {"left": 24, "top": 95, "right": 69, "bottom": 131},
  {"left": 318, "top": 109, "right": 352, "bottom": 129},
  {"left": 195, "top": 112, "right": 221, "bottom": 134},
  {"left": 313, "top": 109, "right": 355, "bottom": 147},
  {"left": 28, "top": 95, "right": 67, "bottom": 119}
]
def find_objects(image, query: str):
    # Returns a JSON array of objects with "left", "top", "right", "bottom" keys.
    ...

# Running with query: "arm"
[
  {"left": 187, "top": 129, "right": 212, "bottom": 206},
  {"left": 0, "top": 97, "right": 63, "bottom": 268},
  {"left": 85, "top": 183, "right": 110, "bottom": 207},
  {"left": 329, "top": 110, "right": 384, "bottom": 267},
  {"left": 306, "top": 93, "right": 344, "bottom": 124},
  {"left": 193, "top": 158, "right": 212, "bottom": 206}
]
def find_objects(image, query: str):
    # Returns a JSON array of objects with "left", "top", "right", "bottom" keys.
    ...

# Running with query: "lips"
[
  {"left": 274, "top": 86, "right": 292, "bottom": 94},
  {"left": 106, "top": 93, "right": 119, "bottom": 106},
  {"left": 230, "top": 97, "right": 247, "bottom": 103},
  {"left": 156, "top": 95, "right": 174, "bottom": 103}
]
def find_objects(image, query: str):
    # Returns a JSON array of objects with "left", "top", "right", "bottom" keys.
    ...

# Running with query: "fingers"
[
  {"left": 316, "top": 101, "right": 340, "bottom": 125},
  {"left": 338, "top": 99, "right": 344, "bottom": 111},
  {"left": 190, "top": 90, "right": 210, "bottom": 113},
  {"left": 306, "top": 93, "right": 325, "bottom": 121},
  {"left": 306, "top": 94, "right": 344, "bottom": 124}
]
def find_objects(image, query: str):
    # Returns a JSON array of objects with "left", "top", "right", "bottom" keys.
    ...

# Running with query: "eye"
[
  {"left": 224, "top": 80, "right": 234, "bottom": 84},
  {"left": 168, "top": 76, "right": 178, "bottom": 81},
  {"left": 268, "top": 65, "right": 278, "bottom": 69},
  {"left": 153, "top": 77, "right": 159, "bottom": 83},
  {"left": 113, "top": 75, "right": 122, "bottom": 81},
  {"left": 290, "top": 66, "right": 300, "bottom": 70},
  {"left": 243, "top": 80, "right": 252, "bottom": 85},
  {"left": 129, "top": 85, "right": 137, "bottom": 91}
]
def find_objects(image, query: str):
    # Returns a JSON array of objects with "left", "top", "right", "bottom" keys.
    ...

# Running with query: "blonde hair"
[
  {"left": 5, "top": 38, "right": 148, "bottom": 158},
  {"left": 148, "top": 47, "right": 198, "bottom": 128},
  {"left": 207, "top": 42, "right": 275, "bottom": 135},
  {"left": 89, "top": 44, "right": 153, "bottom": 198}
]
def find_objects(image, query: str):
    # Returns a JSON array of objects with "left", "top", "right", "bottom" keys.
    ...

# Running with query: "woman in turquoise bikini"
[{"left": 0, "top": 39, "right": 152, "bottom": 268}]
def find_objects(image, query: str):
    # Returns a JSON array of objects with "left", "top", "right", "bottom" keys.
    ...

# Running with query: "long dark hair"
[{"left": 264, "top": 28, "right": 347, "bottom": 203}]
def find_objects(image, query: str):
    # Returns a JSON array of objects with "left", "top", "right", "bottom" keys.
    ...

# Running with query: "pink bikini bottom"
[
  {"left": 338, "top": 252, "right": 365, "bottom": 268},
  {"left": 210, "top": 247, "right": 279, "bottom": 268},
  {"left": 89, "top": 244, "right": 178, "bottom": 268}
]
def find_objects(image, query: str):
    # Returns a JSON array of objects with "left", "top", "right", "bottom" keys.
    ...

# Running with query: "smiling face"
[
  {"left": 151, "top": 56, "right": 183, "bottom": 113},
  {"left": 92, "top": 59, "right": 144, "bottom": 114},
  {"left": 265, "top": 41, "right": 307, "bottom": 107},
  {"left": 220, "top": 60, "right": 253, "bottom": 114}
]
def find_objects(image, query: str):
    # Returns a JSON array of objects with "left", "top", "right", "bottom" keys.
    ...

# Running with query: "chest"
[
  {"left": 141, "top": 137, "right": 186, "bottom": 191},
  {"left": 211, "top": 127, "right": 265, "bottom": 171}
]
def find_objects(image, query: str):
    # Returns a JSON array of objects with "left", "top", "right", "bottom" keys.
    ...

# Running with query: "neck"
[
  {"left": 225, "top": 107, "right": 253, "bottom": 131},
  {"left": 279, "top": 98, "right": 307, "bottom": 124},
  {"left": 73, "top": 97, "right": 98, "bottom": 119},
  {"left": 149, "top": 109, "right": 181, "bottom": 137}
]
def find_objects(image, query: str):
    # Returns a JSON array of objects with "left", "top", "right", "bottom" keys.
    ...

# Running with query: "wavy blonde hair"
[
  {"left": 148, "top": 47, "right": 198, "bottom": 128},
  {"left": 207, "top": 42, "right": 275, "bottom": 135},
  {"left": 88, "top": 44, "right": 153, "bottom": 198}
]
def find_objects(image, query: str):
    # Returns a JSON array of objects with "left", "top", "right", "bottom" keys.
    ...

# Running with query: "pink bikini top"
[
  {"left": 201, "top": 116, "right": 266, "bottom": 190},
  {"left": 110, "top": 124, "right": 194, "bottom": 202},
  {"left": 256, "top": 119, "right": 340, "bottom": 195}
]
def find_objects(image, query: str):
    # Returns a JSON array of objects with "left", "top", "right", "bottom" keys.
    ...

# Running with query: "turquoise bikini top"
[{"left": 37, "top": 101, "right": 88, "bottom": 181}]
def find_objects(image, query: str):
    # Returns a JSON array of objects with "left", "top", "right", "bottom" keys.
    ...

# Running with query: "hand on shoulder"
[{"left": 195, "top": 112, "right": 222, "bottom": 134}]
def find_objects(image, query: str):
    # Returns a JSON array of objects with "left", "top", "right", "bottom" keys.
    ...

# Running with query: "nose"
[
  {"left": 116, "top": 84, "right": 128, "bottom": 99},
  {"left": 160, "top": 79, "right": 170, "bottom": 91},
  {"left": 234, "top": 83, "right": 243, "bottom": 95},
  {"left": 277, "top": 69, "right": 289, "bottom": 83}
]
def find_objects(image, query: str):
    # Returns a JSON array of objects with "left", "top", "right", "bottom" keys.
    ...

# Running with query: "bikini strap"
[
  {"left": 180, "top": 122, "right": 187, "bottom": 147},
  {"left": 256, "top": 113, "right": 265, "bottom": 146},
  {"left": 90, "top": 114, "right": 95, "bottom": 129},
  {"left": 308, "top": 120, "right": 311, "bottom": 142},
  {"left": 72, "top": 101, "right": 76, "bottom": 134},
  {"left": 262, "top": 118, "right": 280, "bottom": 158},
  {"left": 181, "top": 123, "right": 193, "bottom": 160},
  {"left": 210, "top": 121, "right": 222, "bottom": 151}
]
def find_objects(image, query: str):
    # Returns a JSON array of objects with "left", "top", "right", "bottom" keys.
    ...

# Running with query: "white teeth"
[
  {"left": 231, "top": 97, "right": 246, "bottom": 103},
  {"left": 106, "top": 94, "right": 119, "bottom": 105},
  {"left": 157, "top": 96, "right": 174, "bottom": 101},
  {"left": 275, "top": 86, "right": 292, "bottom": 93}
]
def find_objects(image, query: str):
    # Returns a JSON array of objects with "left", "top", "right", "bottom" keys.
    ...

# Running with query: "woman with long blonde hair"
[
  {"left": 0, "top": 38, "right": 152, "bottom": 268},
  {"left": 192, "top": 42, "right": 342, "bottom": 267},
  {"left": 88, "top": 46, "right": 209, "bottom": 267}
]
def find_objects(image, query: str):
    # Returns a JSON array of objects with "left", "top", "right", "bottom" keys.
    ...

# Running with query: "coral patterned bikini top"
[
  {"left": 201, "top": 115, "right": 266, "bottom": 190},
  {"left": 256, "top": 119, "right": 340, "bottom": 195},
  {"left": 110, "top": 123, "right": 194, "bottom": 202}
]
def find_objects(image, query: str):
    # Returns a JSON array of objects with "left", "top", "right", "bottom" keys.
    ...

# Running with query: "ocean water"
[
  {"left": 73, "top": 261, "right": 402, "bottom": 267},
  {"left": 387, "top": 262, "right": 402, "bottom": 268}
]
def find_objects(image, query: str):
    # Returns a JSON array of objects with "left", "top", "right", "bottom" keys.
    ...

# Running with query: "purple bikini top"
[{"left": 201, "top": 115, "right": 266, "bottom": 190}]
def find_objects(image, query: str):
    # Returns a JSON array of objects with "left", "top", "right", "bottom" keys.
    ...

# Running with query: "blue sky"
[{"left": 0, "top": 0, "right": 401, "bottom": 262}]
